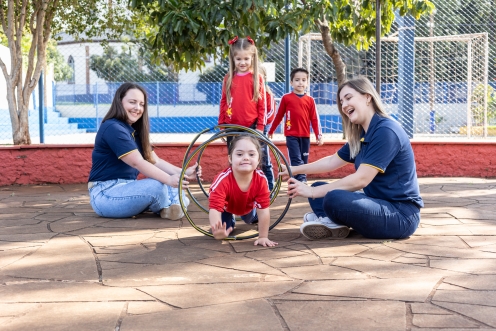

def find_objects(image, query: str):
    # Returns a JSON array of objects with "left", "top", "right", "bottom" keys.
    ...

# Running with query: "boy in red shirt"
[{"left": 268, "top": 68, "right": 323, "bottom": 182}]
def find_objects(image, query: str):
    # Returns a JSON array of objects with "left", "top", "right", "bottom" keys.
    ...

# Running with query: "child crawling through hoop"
[{"left": 209, "top": 133, "right": 278, "bottom": 247}]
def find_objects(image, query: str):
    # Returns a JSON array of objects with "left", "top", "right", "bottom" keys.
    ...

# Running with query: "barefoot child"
[{"left": 209, "top": 134, "right": 278, "bottom": 247}]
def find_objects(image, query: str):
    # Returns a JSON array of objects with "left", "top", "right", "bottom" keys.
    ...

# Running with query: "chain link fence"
[{"left": 1, "top": 0, "right": 495, "bottom": 144}]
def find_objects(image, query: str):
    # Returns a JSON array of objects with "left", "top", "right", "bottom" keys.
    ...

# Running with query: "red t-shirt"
[
  {"left": 219, "top": 72, "right": 266, "bottom": 131},
  {"left": 265, "top": 91, "right": 276, "bottom": 126},
  {"left": 268, "top": 92, "right": 322, "bottom": 140},
  {"left": 209, "top": 167, "right": 270, "bottom": 215}
]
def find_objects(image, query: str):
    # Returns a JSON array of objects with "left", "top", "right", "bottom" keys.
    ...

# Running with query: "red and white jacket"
[{"left": 209, "top": 167, "right": 270, "bottom": 215}]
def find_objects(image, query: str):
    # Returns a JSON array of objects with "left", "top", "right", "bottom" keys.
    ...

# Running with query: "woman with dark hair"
[
  {"left": 88, "top": 82, "right": 200, "bottom": 219},
  {"left": 282, "top": 76, "right": 423, "bottom": 240}
]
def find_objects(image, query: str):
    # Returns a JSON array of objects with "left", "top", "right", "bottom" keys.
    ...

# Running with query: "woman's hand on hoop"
[
  {"left": 287, "top": 177, "right": 311, "bottom": 198},
  {"left": 168, "top": 173, "right": 189, "bottom": 189},
  {"left": 278, "top": 164, "right": 291, "bottom": 180},
  {"left": 185, "top": 162, "right": 202, "bottom": 181},
  {"left": 211, "top": 221, "right": 233, "bottom": 240}
]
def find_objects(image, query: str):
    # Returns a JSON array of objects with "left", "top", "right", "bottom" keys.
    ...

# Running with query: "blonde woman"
[{"left": 281, "top": 77, "right": 423, "bottom": 240}]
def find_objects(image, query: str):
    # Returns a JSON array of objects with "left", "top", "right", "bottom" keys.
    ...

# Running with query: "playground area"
[{"left": 1, "top": 177, "right": 496, "bottom": 330}]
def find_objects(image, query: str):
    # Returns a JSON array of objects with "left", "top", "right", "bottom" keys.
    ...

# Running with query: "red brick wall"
[{"left": 1, "top": 141, "right": 495, "bottom": 186}]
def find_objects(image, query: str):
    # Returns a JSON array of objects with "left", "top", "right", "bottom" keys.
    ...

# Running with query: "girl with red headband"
[{"left": 219, "top": 36, "right": 273, "bottom": 189}]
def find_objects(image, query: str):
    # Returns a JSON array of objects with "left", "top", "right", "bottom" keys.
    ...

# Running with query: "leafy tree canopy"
[
  {"left": 131, "top": 0, "right": 434, "bottom": 71},
  {"left": 90, "top": 45, "right": 177, "bottom": 82}
]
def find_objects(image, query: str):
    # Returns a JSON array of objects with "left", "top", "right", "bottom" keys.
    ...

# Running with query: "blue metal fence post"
[
  {"left": 95, "top": 82, "right": 99, "bottom": 131},
  {"left": 38, "top": 71, "right": 44, "bottom": 143},
  {"left": 398, "top": 13, "right": 415, "bottom": 138},
  {"left": 52, "top": 81, "right": 56, "bottom": 111},
  {"left": 285, "top": 35, "right": 291, "bottom": 94},
  {"left": 32, "top": 90, "right": 36, "bottom": 113},
  {"left": 174, "top": 83, "right": 177, "bottom": 107},
  {"left": 375, "top": 0, "right": 381, "bottom": 94},
  {"left": 156, "top": 81, "right": 160, "bottom": 117}
]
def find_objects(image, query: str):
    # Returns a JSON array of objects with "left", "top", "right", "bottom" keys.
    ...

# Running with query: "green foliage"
[
  {"left": 197, "top": 64, "right": 228, "bottom": 83},
  {"left": 0, "top": 29, "right": 31, "bottom": 63},
  {"left": 46, "top": 40, "right": 73, "bottom": 82},
  {"left": 131, "top": 0, "right": 434, "bottom": 72},
  {"left": 473, "top": 84, "right": 496, "bottom": 126},
  {"left": 89, "top": 45, "right": 176, "bottom": 82}
]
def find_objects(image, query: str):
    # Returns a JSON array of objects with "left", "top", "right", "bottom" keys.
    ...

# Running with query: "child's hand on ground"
[
  {"left": 211, "top": 221, "right": 233, "bottom": 240},
  {"left": 254, "top": 237, "right": 278, "bottom": 247}
]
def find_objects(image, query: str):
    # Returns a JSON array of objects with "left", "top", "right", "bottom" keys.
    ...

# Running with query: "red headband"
[{"left": 228, "top": 36, "right": 255, "bottom": 45}]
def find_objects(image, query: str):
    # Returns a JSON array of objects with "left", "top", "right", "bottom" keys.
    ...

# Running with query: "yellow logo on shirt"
[
  {"left": 286, "top": 119, "right": 291, "bottom": 130},
  {"left": 227, "top": 107, "right": 232, "bottom": 118}
]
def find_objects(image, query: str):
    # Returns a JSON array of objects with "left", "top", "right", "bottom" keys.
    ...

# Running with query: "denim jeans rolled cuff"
[
  {"left": 89, "top": 178, "right": 189, "bottom": 218},
  {"left": 308, "top": 182, "right": 420, "bottom": 240}
]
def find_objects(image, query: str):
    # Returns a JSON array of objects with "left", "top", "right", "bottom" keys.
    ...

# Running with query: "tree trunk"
[
  {"left": 318, "top": 19, "right": 347, "bottom": 139},
  {"left": 0, "top": 0, "right": 53, "bottom": 145},
  {"left": 318, "top": 21, "right": 347, "bottom": 87},
  {"left": 14, "top": 103, "right": 31, "bottom": 145},
  {"left": 5, "top": 80, "right": 32, "bottom": 145}
]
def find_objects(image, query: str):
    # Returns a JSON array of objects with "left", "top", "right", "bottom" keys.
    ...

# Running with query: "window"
[{"left": 68, "top": 55, "right": 75, "bottom": 84}]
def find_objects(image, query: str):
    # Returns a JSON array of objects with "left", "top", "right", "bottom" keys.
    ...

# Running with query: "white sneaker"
[
  {"left": 303, "top": 212, "right": 319, "bottom": 223},
  {"left": 160, "top": 204, "right": 184, "bottom": 220},
  {"left": 300, "top": 217, "right": 350, "bottom": 240}
]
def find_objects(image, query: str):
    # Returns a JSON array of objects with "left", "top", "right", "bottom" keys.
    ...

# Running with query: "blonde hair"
[
  {"left": 225, "top": 38, "right": 260, "bottom": 102},
  {"left": 337, "top": 77, "right": 389, "bottom": 158},
  {"left": 259, "top": 64, "right": 274, "bottom": 108}
]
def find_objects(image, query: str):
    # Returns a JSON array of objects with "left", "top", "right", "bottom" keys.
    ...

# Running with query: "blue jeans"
[
  {"left": 286, "top": 136, "right": 310, "bottom": 182},
  {"left": 88, "top": 178, "right": 189, "bottom": 218},
  {"left": 308, "top": 181, "right": 420, "bottom": 239},
  {"left": 221, "top": 209, "right": 258, "bottom": 229}
]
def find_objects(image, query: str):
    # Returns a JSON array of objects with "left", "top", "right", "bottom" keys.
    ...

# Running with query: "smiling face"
[
  {"left": 291, "top": 71, "right": 308, "bottom": 94},
  {"left": 122, "top": 88, "right": 145, "bottom": 125},
  {"left": 228, "top": 138, "right": 260, "bottom": 174},
  {"left": 339, "top": 85, "right": 375, "bottom": 130},
  {"left": 233, "top": 50, "right": 253, "bottom": 73}
]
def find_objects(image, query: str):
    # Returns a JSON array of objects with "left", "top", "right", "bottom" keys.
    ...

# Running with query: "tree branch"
[
  {"left": 317, "top": 17, "right": 347, "bottom": 86},
  {"left": 15, "top": 0, "right": 29, "bottom": 45},
  {"left": 0, "top": 57, "right": 9, "bottom": 79},
  {"left": 0, "top": 2, "right": 8, "bottom": 34}
]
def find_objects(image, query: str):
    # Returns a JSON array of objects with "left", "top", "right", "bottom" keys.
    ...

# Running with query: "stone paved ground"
[{"left": 1, "top": 177, "right": 496, "bottom": 331}]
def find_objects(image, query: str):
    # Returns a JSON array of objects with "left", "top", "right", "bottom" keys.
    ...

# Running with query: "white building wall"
[
  {"left": 0, "top": 45, "right": 10, "bottom": 110},
  {"left": 55, "top": 41, "right": 125, "bottom": 96},
  {"left": 0, "top": 45, "right": 54, "bottom": 111}
]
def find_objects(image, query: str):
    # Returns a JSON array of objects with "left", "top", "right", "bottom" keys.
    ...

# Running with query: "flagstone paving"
[{"left": 0, "top": 177, "right": 495, "bottom": 330}]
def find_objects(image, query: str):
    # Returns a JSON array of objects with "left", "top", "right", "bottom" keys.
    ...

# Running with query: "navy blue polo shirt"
[
  {"left": 337, "top": 114, "right": 423, "bottom": 208},
  {"left": 88, "top": 118, "right": 143, "bottom": 182}
]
